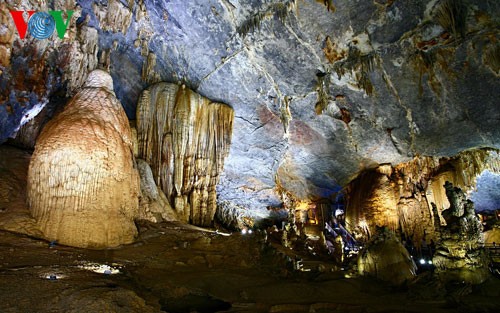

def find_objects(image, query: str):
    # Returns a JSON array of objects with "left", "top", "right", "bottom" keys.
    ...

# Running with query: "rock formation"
[
  {"left": 484, "top": 226, "right": 500, "bottom": 245},
  {"left": 432, "top": 182, "right": 489, "bottom": 284},
  {"left": 345, "top": 149, "right": 500, "bottom": 246},
  {"left": 137, "top": 159, "right": 178, "bottom": 223},
  {"left": 136, "top": 83, "right": 234, "bottom": 226},
  {"left": 215, "top": 200, "right": 255, "bottom": 231},
  {"left": 0, "top": 146, "right": 41, "bottom": 237},
  {"left": 27, "top": 70, "right": 140, "bottom": 249},
  {"left": 358, "top": 227, "right": 417, "bottom": 285}
]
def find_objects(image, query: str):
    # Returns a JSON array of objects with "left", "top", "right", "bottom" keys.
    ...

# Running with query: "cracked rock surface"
[{"left": 1, "top": 0, "right": 499, "bottom": 216}]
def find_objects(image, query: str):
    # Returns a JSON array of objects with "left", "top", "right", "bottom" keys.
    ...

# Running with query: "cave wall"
[
  {"left": 136, "top": 83, "right": 234, "bottom": 226},
  {"left": 0, "top": 0, "right": 499, "bottom": 217}
]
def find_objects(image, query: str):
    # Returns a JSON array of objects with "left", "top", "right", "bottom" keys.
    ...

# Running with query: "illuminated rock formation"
[
  {"left": 27, "top": 70, "right": 140, "bottom": 249},
  {"left": 432, "top": 182, "right": 489, "bottom": 284},
  {"left": 484, "top": 226, "right": 500, "bottom": 245},
  {"left": 344, "top": 166, "right": 399, "bottom": 236},
  {"left": 137, "top": 159, "right": 178, "bottom": 223},
  {"left": 136, "top": 83, "right": 234, "bottom": 226},
  {"left": 358, "top": 227, "right": 417, "bottom": 285},
  {"left": 346, "top": 149, "right": 500, "bottom": 246}
]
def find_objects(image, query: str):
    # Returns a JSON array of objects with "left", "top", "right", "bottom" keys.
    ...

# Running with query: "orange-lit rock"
[
  {"left": 484, "top": 226, "right": 500, "bottom": 245},
  {"left": 27, "top": 70, "right": 140, "bottom": 248},
  {"left": 346, "top": 149, "right": 499, "bottom": 246},
  {"left": 344, "top": 169, "right": 399, "bottom": 236}
]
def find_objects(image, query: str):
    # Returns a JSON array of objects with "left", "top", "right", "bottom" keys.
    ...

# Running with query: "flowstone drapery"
[{"left": 137, "top": 83, "right": 233, "bottom": 226}]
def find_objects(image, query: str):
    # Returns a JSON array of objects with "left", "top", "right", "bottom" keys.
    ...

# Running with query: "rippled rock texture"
[
  {"left": 136, "top": 83, "right": 233, "bottom": 226},
  {"left": 27, "top": 70, "right": 140, "bottom": 248}
]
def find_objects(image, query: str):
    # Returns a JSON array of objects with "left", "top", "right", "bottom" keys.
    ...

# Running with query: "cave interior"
[{"left": 0, "top": 0, "right": 500, "bottom": 312}]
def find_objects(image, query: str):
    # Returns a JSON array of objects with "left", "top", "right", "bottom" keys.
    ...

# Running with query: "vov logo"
[{"left": 10, "top": 10, "right": 74, "bottom": 40}]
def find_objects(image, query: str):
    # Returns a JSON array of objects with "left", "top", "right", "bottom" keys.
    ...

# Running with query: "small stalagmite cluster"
[
  {"left": 136, "top": 83, "right": 234, "bottom": 226},
  {"left": 27, "top": 70, "right": 140, "bottom": 249}
]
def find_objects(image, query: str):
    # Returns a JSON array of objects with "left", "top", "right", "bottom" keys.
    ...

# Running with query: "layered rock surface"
[
  {"left": 27, "top": 70, "right": 140, "bottom": 248},
  {"left": 0, "top": 0, "right": 499, "bottom": 216},
  {"left": 136, "top": 83, "right": 233, "bottom": 226}
]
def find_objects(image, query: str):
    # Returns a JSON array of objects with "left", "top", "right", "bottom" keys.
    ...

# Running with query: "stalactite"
[
  {"left": 433, "top": 0, "right": 468, "bottom": 39},
  {"left": 27, "top": 70, "right": 140, "bottom": 249},
  {"left": 236, "top": 0, "right": 297, "bottom": 38},
  {"left": 136, "top": 83, "right": 234, "bottom": 226},
  {"left": 280, "top": 96, "right": 292, "bottom": 137},
  {"left": 332, "top": 47, "right": 377, "bottom": 96}
]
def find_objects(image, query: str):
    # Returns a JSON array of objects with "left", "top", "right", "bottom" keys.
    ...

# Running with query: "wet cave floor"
[{"left": 0, "top": 222, "right": 500, "bottom": 313}]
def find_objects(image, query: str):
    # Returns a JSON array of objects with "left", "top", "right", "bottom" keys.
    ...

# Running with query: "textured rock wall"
[
  {"left": 137, "top": 158, "right": 178, "bottom": 223},
  {"left": 346, "top": 149, "right": 500, "bottom": 245},
  {"left": 27, "top": 70, "right": 140, "bottom": 248},
  {"left": 137, "top": 83, "right": 233, "bottom": 226},
  {"left": 1, "top": 0, "right": 499, "bottom": 218},
  {"left": 0, "top": 0, "right": 100, "bottom": 144}
]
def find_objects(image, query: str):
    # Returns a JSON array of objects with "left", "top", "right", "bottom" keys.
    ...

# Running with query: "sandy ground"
[{"left": 1, "top": 145, "right": 500, "bottom": 313}]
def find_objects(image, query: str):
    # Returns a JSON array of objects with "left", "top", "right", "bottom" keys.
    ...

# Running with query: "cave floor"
[{"left": 0, "top": 222, "right": 499, "bottom": 313}]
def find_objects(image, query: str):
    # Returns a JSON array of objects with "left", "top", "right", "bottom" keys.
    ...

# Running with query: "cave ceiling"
[{"left": 0, "top": 0, "right": 499, "bottom": 214}]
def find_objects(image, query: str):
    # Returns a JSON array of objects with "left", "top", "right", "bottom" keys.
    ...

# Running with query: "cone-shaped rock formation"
[
  {"left": 27, "top": 70, "right": 140, "bottom": 249},
  {"left": 137, "top": 83, "right": 233, "bottom": 226}
]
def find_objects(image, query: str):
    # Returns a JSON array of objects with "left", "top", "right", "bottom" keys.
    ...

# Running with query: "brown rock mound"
[
  {"left": 358, "top": 227, "right": 417, "bottom": 285},
  {"left": 27, "top": 70, "right": 140, "bottom": 248}
]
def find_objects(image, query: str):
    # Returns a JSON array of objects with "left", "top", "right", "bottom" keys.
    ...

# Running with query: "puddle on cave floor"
[{"left": 0, "top": 222, "right": 500, "bottom": 313}]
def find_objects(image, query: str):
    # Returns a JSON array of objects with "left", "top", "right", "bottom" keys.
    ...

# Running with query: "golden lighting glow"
[
  {"left": 296, "top": 201, "right": 309, "bottom": 211},
  {"left": 359, "top": 219, "right": 368, "bottom": 229}
]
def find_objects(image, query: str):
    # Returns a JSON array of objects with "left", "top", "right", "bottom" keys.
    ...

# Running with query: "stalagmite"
[
  {"left": 432, "top": 182, "right": 489, "bottom": 284},
  {"left": 136, "top": 83, "right": 234, "bottom": 226},
  {"left": 358, "top": 227, "right": 417, "bottom": 285},
  {"left": 27, "top": 70, "right": 140, "bottom": 249}
]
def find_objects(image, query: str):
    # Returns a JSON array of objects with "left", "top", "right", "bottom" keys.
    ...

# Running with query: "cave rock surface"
[
  {"left": 1, "top": 0, "right": 499, "bottom": 215},
  {"left": 27, "top": 70, "right": 140, "bottom": 249}
]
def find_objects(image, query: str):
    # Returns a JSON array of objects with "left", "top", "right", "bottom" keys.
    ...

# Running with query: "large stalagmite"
[
  {"left": 137, "top": 83, "right": 233, "bottom": 226},
  {"left": 27, "top": 70, "right": 140, "bottom": 249}
]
